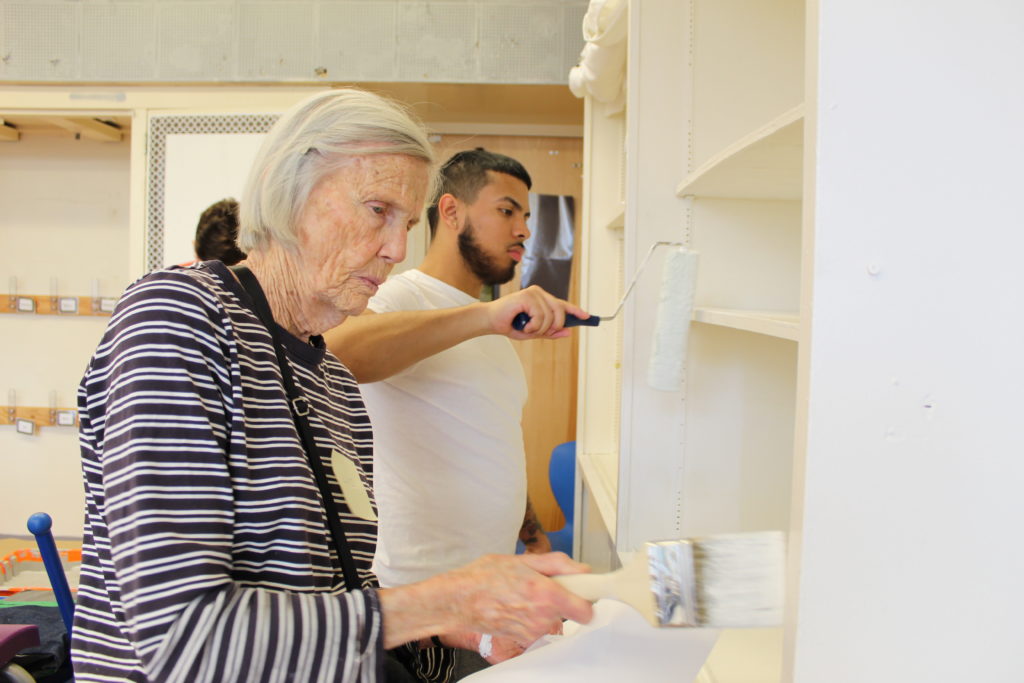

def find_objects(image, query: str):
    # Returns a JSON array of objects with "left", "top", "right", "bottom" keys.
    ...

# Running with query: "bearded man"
[{"left": 325, "top": 149, "right": 590, "bottom": 681}]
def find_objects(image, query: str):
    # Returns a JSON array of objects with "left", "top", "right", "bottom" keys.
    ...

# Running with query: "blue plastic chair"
[
  {"left": 0, "top": 514, "right": 75, "bottom": 682},
  {"left": 515, "top": 441, "right": 576, "bottom": 556},
  {"left": 545, "top": 441, "right": 576, "bottom": 556},
  {"left": 25, "top": 514, "right": 75, "bottom": 636}
]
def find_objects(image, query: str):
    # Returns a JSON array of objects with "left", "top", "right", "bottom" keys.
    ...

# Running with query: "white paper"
[{"left": 463, "top": 600, "right": 719, "bottom": 683}]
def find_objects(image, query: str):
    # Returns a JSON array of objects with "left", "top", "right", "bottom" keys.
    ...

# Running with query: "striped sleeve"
[{"left": 73, "top": 271, "right": 383, "bottom": 682}]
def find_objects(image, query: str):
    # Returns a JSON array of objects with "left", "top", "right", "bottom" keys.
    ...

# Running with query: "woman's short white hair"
[{"left": 238, "top": 88, "right": 436, "bottom": 252}]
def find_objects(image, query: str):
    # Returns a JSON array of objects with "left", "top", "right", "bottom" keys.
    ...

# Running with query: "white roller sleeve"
[{"left": 647, "top": 248, "right": 699, "bottom": 392}]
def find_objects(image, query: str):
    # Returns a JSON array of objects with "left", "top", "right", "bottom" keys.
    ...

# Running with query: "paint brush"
[{"left": 553, "top": 531, "right": 785, "bottom": 628}]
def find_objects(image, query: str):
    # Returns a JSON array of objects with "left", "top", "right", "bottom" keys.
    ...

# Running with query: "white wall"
[
  {"left": 791, "top": 0, "right": 1024, "bottom": 680},
  {"left": 0, "top": 135, "right": 131, "bottom": 537},
  {"left": 162, "top": 132, "right": 263, "bottom": 267},
  {"left": 0, "top": 0, "right": 587, "bottom": 85}
]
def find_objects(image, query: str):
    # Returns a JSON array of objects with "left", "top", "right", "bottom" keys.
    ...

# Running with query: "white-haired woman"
[{"left": 71, "top": 89, "right": 592, "bottom": 683}]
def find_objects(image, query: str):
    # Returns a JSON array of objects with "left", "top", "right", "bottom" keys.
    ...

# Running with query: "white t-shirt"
[{"left": 363, "top": 269, "right": 528, "bottom": 587}]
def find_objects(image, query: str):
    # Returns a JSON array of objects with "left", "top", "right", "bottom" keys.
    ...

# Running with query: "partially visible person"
[
  {"left": 71, "top": 88, "right": 591, "bottom": 683},
  {"left": 326, "top": 149, "right": 590, "bottom": 680},
  {"left": 194, "top": 197, "right": 246, "bottom": 265}
]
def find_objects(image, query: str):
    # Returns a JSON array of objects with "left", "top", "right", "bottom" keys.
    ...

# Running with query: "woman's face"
[{"left": 296, "top": 153, "right": 430, "bottom": 320}]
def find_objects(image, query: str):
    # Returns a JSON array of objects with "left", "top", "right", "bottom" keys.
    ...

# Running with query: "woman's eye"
[
  {"left": 499, "top": 208, "right": 512, "bottom": 216},
  {"left": 370, "top": 205, "right": 386, "bottom": 215}
]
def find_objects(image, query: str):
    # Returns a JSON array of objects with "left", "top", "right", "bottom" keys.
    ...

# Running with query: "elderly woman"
[{"left": 71, "top": 89, "right": 592, "bottom": 683}]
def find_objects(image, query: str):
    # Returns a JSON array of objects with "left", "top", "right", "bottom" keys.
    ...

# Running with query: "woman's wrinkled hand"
[
  {"left": 442, "top": 552, "right": 593, "bottom": 646},
  {"left": 379, "top": 552, "right": 592, "bottom": 652}
]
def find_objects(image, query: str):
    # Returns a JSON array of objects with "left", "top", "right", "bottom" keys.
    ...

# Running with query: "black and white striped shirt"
[{"left": 72, "top": 261, "right": 383, "bottom": 682}]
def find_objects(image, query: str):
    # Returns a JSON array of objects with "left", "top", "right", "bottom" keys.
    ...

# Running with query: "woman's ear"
[{"left": 436, "top": 193, "right": 461, "bottom": 231}]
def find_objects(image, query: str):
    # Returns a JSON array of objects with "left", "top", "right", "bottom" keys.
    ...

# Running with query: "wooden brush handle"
[
  {"left": 551, "top": 555, "right": 658, "bottom": 625},
  {"left": 551, "top": 571, "right": 623, "bottom": 602}
]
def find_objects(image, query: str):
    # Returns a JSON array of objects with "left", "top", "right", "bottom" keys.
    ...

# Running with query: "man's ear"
[{"left": 437, "top": 193, "right": 461, "bottom": 232}]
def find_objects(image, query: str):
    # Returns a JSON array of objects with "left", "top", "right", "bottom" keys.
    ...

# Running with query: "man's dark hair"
[
  {"left": 195, "top": 198, "right": 246, "bottom": 265},
  {"left": 426, "top": 148, "right": 532, "bottom": 237}
]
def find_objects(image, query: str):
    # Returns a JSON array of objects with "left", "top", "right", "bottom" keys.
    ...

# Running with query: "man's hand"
[{"left": 486, "top": 285, "right": 591, "bottom": 339}]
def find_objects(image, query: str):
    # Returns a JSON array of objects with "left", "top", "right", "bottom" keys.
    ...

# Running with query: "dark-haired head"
[
  {"left": 195, "top": 198, "right": 246, "bottom": 265},
  {"left": 426, "top": 148, "right": 532, "bottom": 238}
]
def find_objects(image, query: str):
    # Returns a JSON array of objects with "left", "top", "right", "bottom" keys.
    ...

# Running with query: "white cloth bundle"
[{"left": 568, "top": 0, "right": 628, "bottom": 111}]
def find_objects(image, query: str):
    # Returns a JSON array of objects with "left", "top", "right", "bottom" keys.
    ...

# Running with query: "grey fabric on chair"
[
  {"left": 0, "top": 606, "right": 67, "bottom": 680},
  {"left": 0, "top": 622, "right": 40, "bottom": 681}
]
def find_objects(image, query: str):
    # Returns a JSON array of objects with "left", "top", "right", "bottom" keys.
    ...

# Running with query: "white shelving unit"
[
  {"left": 575, "top": 451, "right": 618, "bottom": 539},
  {"left": 692, "top": 307, "right": 800, "bottom": 341},
  {"left": 676, "top": 105, "right": 804, "bottom": 201},
  {"left": 577, "top": 1, "right": 1024, "bottom": 682},
  {"left": 576, "top": 0, "right": 803, "bottom": 679}
]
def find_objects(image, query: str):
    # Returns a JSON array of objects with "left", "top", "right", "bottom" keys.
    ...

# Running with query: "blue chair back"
[
  {"left": 26, "top": 513, "right": 75, "bottom": 635},
  {"left": 546, "top": 441, "right": 576, "bottom": 556}
]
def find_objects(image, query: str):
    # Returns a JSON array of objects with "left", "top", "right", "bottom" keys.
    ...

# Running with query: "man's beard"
[{"left": 457, "top": 220, "right": 518, "bottom": 286}]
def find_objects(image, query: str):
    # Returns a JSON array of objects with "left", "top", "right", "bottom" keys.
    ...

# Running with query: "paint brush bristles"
[
  {"left": 689, "top": 531, "right": 786, "bottom": 627},
  {"left": 554, "top": 531, "right": 785, "bottom": 628}
]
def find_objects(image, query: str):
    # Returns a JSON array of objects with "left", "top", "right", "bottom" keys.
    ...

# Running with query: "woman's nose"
[{"left": 379, "top": 225, "right": 408, "bottom": 264}]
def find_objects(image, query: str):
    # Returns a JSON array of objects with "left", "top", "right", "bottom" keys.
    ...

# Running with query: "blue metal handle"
[
  {"left": 512, "top": 312, "right": 600, "bottom": 331},
  {"left": 27, "top": 512, "right": 75, "bottom": 634}
]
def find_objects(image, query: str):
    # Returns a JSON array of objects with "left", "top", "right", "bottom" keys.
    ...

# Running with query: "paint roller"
[
  {"left": 647, "top": 246, "right": 698, "bottom": 392},
  {"left": 511, "top": 241, "right": 698, "bottom": 392}
]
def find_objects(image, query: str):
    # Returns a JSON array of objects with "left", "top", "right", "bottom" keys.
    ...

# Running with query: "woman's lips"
[{"left": 359, "top": 275, "right": 383, "bottom": 292}]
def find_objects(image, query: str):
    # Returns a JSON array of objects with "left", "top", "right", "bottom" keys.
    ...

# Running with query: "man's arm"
[
  {"left": 519, "top": 498, "right": 552, "bottom": 554},
  {"left": 326, "top": 285, "right": 591, "bottom": 383},
  {"left": 326, "top": 305, "right": 488, "bottom": 383}
]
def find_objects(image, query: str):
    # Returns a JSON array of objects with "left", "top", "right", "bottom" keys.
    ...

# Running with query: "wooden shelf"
[
  {"left": 2, "top": 295, "right": 115, "bottom": 316},
  {"left": 693, "top": 307, "right": 800, "bottom": 341},
  {"left": 577, "top": 451, "right": 618, "bottom": 538},
  {"left": 1, "top": 406, "right": 80, "bottom": 434},
  {"left": 0, "top": 113, "right": 130, "bottom": 142},
  {"left": 677, "top": 105, "right": 804, "bottom": 200}
]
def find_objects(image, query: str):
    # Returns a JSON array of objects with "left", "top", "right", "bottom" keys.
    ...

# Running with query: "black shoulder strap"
[{"left": 231, "top": 265, "right": 361, "bottom": 592}]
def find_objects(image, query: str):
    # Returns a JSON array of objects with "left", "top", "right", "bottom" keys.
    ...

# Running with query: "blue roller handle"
[
  {"left": 27, "top": 512, "right": 75, "bottom": 634},
  {"left": 512, "top": 312, "right": 600, "bottom": 331}
]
